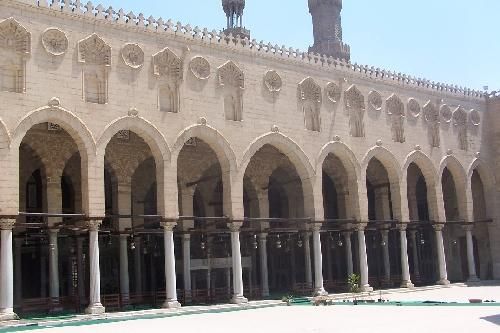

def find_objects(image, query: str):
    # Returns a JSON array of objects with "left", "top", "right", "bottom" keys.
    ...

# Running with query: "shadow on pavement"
[{"left": 481, "top": 314, "right": 500, "bottom": 326}]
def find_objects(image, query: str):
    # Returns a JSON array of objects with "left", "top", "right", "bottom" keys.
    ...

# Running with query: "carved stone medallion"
[
  {"left": 121, "top": 43, "right": 144, "bottom": 69},
  {"left": 407, "top": 98, "right": 421, "bottom": 118},
  {"left": 325, "top": 82, "right": 341, "bottom": 103},
  {"left": 189, "top": 56, "right": 211, "bottom": 80},
  {"left": 470, "top": 109, "right": 481, "bottom": 126},
  {"left": 368, "top": 90, "right": 382, "bottom": 111},
  {"left": 264, "top": 70, "right": 282, "bottom": 93},
  {"left": 440, "top": 104, "right": 452, "bottom": 123},
  {"left": 41, "top": 28, "right": 68, "bottom": 56}
]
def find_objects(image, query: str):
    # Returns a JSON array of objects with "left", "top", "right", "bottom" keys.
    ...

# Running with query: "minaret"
[
  {"left": 308, "top": 0, "right": 350, "bottom": 61},
  {"left": 222, "top": 0, "right": 250, "bottom": 39}
]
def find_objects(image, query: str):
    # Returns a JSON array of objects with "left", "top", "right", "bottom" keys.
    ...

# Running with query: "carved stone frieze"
[
  {"left": 470, "top": 109, "right": 481, "bottom": 126},
  {"left": 368, "top": 90, "right": 382, "bottom": 112},
  {"left": 153, "top": 47, "right": 183, "bottom": 81},
  {"left": 189, "top": 56, "right": 211, "bottom": 80},
  {"left": 344, "top": 85, "right": 365, "bottom": 137},
  {"left": 218, "top": 60, "right": 244, "bottom": 89},
  {"left": 78, "top": 33, "right": 111, "bottom": 66},
  {"left": 407, "top": 98, "right": 421, "bottom": 118},
  {"left": 121, "top": 43, "right": 144, "bottom": 69},
  {"left": 298, "top": 77, "right": 321, "bottom": 132},
  {"left": 42, "top": 28, "right": 68, "bottom": 56},
  {"left": 453, "top": 106, "right": 468, "bottom": 151},
  {"left": 325, "top": 82, "right": 341, "bottom": 103},
  {"left": 386, "top": 94, "right": 405, "bottom": 143},
  {"left": 440, "top": 104, "right": 452, "bottom": 123},
  {"left": 423, "top": 101, "right": 440, "bottom": 148},
  {"left": 0, "top": 17, "right": 31, "bottom": 56},
  {"left": 264, "top": 70, "right": 282, "bottom": 93}
]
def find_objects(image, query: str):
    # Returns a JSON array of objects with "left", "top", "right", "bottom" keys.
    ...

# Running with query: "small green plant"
[
  {"left": 347, "top": 273, "right": 361, "bottom": 294},
  {"left": 347, "top": 273, "right": 361, "bottom": 304}
]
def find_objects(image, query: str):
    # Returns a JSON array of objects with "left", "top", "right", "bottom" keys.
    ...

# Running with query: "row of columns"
[{"left": 0, "top": 216, "right": 481, "bottom": 320}]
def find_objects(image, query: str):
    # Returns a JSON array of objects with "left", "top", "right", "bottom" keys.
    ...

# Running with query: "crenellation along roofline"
[{"left": 6, "top": 0, "right": 487, "bottom": 102}]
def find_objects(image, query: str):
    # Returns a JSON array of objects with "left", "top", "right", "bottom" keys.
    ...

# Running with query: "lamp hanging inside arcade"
[
  {"left": 337, "top": 233, "right": 344, "bottom": 247},
  {"left": 252, "top": 234, "right": 258, "bottom": 249},
  {"left": 276, "top": 234, "right": 282, "bottom": 249},
  {"left": 297, "top": 234, "right": 303, "bottom": 248}
]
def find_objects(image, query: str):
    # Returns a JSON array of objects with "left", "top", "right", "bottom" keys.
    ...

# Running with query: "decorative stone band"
[
  {"left": 310, "top": 222, "right": 323, "bottom": 232},
  {"left": 0, "top": 217, "right": 16, "bottom": 230}
]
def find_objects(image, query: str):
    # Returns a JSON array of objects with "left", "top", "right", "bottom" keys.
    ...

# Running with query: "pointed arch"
[
  {"left": 402, "top": 150, "right": 437, "bottom": 185},
  {"left": 361, "top": 146, "right": 402, "bottom": 182},
  {"left": 238, "top": 132, "right": 316, "bottom": 217},
  {"left": 439, "top": 155, "right": 467, "bottom": 220},
  {"left": 11, "top": 104, "right": 96, "bottom": 157},
  {"left": 97, "top": 116, "right": 171, "bottom": 163},
  {"left": 0, "top": 118, "right": 11, "bottom": 153},
  {"left": 467, "top": 158, "right": 496, "bottom": 221}
]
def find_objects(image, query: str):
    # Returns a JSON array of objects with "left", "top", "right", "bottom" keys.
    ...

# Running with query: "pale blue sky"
[{"left": 100, "top": 0, "right": 499, "bottom": 91}]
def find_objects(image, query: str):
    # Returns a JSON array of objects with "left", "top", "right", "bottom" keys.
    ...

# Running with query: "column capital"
[
  {"left": 354, "top": 223, "right": 367, "bottom": 232},
  {"left": 86, "top": 218, "right": 103, "bottom": 231},
  {"left": 433, "top": 224, "right": 445, "bottom": 232},
  {"left": 0, "top": 218, "right": 16, "bottom": 230},
  {"left": 182, "top": 233, "right": 191, "bottom": 241},
  {"left": 161, "top": 221, "right": 178, "bottom": 231},
  {"left": 227, "top": 222, "right": 243, "bottom": 232},
  {"left": 409, "top": 229, "right": 418, "bottom": 237},
  {"left": 342, "top": 231, "right": 352, "bottom": 237},
  {"left": 311, "top": 222, "right": 323, "bottom": 232},
  {"left": 462, "top": 224, "right": 474, "bottom": 232},
  {"left": 258, "top": 232, "right": 268, "bottom": 240},
  {"left": 397, "top": 223, "right": 408, "bottom": 232}
]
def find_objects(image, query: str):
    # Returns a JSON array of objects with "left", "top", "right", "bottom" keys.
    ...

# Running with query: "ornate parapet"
[{"left": 17, "top": 0, "right": 484, "bottom": 101}]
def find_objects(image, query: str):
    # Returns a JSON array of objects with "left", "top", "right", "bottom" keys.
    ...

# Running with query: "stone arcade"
[{"left": 1, "top": 0, "right": 500, "bottom": 320}]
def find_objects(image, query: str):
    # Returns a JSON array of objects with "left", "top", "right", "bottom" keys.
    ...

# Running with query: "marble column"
[
  {"left": 85, "top": 219, "right": 105, "bottom": 315},
  {"left": 344, "top": 232, "right": 354, "bottom": 277},
  {"left": 409, "top": 231, "right": 420, "bottom": 281},
  {"left": 76, "top": 237, "right": 85, "bottom": 303},
  {"left": 304, "top": 232, "right": 313, "bottom": 287},
  {"left": 381, "top": 230, "right": 391, "bottom": 284},
  {"left": 356, "top": 224, "right": 373, "bottom": 292},
  {"left": 464, "top": 225, "right": 479, "bottom": 282},
  {"left": 119, "top": 235, "right": 130, "bottom": 304},
  {"left": 48, "top": 229, "right": 61, "bottom": 307},
  {"left": 434, "top": 225, "right": 450, "bottom": 285},
  {"left": 258, "top": 233, "right": 269, "bottom": 297},
  {"left": 398, "top": 225, "right": 414, "bottom": 288},
  {"left": 0, "top": 219, "right": 17, "bottom": 321},
  {"left": 182, "top": 234, "right": 191, "bottom": 295},
  {"left": 161, "top": 221, "right": 181, "bottom": 308},
  {"left": 117, "top": 182, "right": 132, "bottom": 303},
  {"left": 312, "top": 225, "right": 327, "bottom": 295},
  {"left": 134, "top": 237, "right": 143, "bottom": 294},
  {"left": 228, "top": 222, "right": 247, "bottom": 304},
  {"left": 14, "top": 238, "right": 22, "bottom": 308}
]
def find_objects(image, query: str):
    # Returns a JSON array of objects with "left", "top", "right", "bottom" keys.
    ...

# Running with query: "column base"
[
  {"left": 360, "top": 285, "right": 373, "bottom": 292},
  {"left": 467, "top": 276, "right": 481, "bottom": 283},
  {"left": 400, "top": 281, "right": 415, "bottom": 289},
  {"left": 230, "top": 295, "right": 248, "bottom": 304},
  {"left": 163, "top": 300, "right": 181, "bottom": 309},
  {"left": 0, "top": 309, "right": 18, "bottom": 321},
  {"left": 314, "top": 288, "right": 328, "bottom": 296},
  {"left": 85, "top": 303, "right": 105, "bottom": 315},
  {"left": 436, "top": 279, "right": 450, "bottom": 286}
]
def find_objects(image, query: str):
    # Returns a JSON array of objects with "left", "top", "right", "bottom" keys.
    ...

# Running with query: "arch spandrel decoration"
[
  {"left": 0, "top": 18, "right": 31, "bottom": 93},
  {"left": 423, "top": 101, "right": 440, "bottom": 148},
  {"left": 153, "top": 48, "right": 183, "bottom": 114},
  {"left": 298, "top": 77, "right": 321, "bottom": 132},
  {"left": 218, "top": 61, "right": 244, "bottom": 121},
  {"left": 344, "top": 84, "right": 365, "bottom": 138},
  {"left": 386, "top": 94, "right": 405, "bottom": 143},
  {"left": 78, "top": 34, "right": 111, "bottom": 104},
  {"left": 453, "top": 107, "right": 468, "bottom": 151}
]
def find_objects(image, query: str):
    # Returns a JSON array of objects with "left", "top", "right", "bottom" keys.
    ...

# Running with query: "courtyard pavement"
[{"left": 2, "top": 284, "right": 500, "bottom": 333}]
